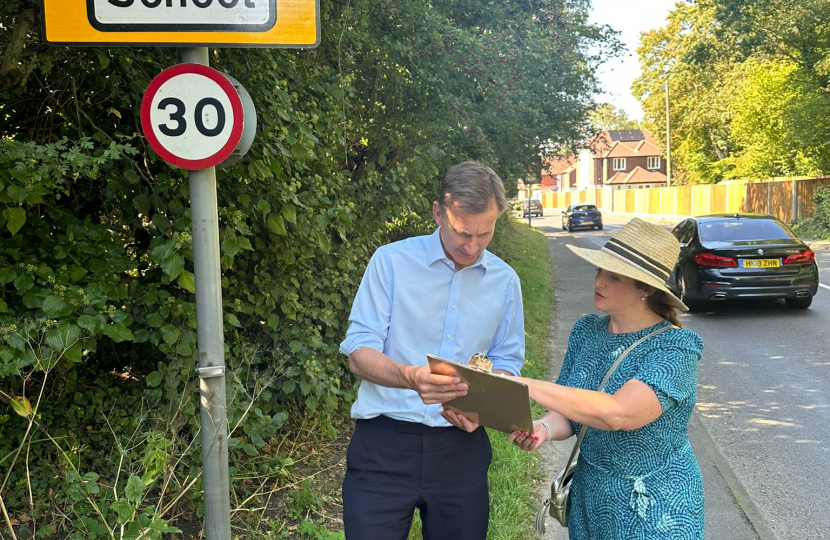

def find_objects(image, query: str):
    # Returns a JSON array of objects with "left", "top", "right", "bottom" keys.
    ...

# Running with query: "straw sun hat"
[{"left": 566, "top": 217, "right": 688, "bottom": 312}]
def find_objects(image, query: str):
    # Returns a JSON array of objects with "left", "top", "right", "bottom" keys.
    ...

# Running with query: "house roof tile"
[{"left": 606, "top": 166, "right": 668, "bottom": 185}]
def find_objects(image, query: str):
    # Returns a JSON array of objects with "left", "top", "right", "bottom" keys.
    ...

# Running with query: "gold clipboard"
[{"left": 427, "top": 354, "right": 533, "bottom": 433}]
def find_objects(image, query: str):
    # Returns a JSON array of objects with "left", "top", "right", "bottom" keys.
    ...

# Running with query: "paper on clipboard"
[{"left": 427, "top": 354, "right": 533, "bottom": 433}]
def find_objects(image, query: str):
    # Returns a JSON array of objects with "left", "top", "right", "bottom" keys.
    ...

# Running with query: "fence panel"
[
  {"left": 711, "top": 185, "right": 727, "bottom": 214},
  {"left": 648, "top": 189, "right": 661, "bottom": 215}
]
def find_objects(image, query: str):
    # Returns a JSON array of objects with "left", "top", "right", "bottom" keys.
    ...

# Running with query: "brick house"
[{"left": 543, "top": 129, "right": 668, "bottom": 191}]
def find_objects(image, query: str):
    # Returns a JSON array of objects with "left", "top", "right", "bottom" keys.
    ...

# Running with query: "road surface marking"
[{"left": 820, "top": 283, "right": 830, "bottom": 291}]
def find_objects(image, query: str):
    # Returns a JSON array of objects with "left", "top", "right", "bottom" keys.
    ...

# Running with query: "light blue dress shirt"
[{"left": 340, "top": 228, "right": 525, "bottom": 426}]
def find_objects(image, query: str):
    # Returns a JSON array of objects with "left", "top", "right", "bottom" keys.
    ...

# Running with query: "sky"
[{"left": 588, "top": 0, "right": 678, "bottom": 121}]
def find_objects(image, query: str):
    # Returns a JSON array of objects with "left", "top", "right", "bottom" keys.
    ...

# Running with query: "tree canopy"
[
  {"left": 590, "top": 103, "right": 640, "bottom": 131},
  {"left": 633, "top": 0, "right": 830, "bottom": 184}
]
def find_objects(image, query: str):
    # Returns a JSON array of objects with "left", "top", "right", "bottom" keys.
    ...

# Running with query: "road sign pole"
[{"left": 182, "top": 46, "right": 232, "bottom": 540}]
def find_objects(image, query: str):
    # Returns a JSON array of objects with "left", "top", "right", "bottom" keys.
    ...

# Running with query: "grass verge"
[{"left": 408, "top": 216, "right": 555, "bottom": 539}]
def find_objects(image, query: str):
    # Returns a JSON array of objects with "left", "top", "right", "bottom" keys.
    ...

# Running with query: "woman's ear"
[{"left": 640, "top": 284, "right": 657, "bottom": 299}]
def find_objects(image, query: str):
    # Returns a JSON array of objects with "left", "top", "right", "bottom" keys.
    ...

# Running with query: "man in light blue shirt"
[{"left": 340, "top": 162, "right": 525, "bottom": 540}]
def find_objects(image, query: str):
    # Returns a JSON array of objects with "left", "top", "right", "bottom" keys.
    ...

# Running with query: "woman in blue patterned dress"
[{"left": 510, "top": 218, "right": 704, "bottom": 539}]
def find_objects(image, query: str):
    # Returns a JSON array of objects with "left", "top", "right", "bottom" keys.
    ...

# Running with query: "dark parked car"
[
  {"left": 670, "top": 214, "right": 819, "bottom": 310},
  {"left": 562, "top": 204, "right": 603, "bottom": 231},
  {"left": 523, "top": 199, "right": 543, "bottom": 217}
]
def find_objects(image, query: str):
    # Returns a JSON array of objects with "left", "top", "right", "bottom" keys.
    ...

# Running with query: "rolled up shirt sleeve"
[
  {"left": 340, "top": 249, "right": 393, "bottom": 356},
  {"left": 486, "top": 274, "right": 525, "bottom": 376}
]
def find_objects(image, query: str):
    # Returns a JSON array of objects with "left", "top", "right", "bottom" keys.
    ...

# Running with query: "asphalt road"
[{"left": 531, "top": 212, "right": 830, "bottom": 540}]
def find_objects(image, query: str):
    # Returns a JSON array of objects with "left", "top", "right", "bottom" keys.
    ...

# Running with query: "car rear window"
[
  {"left": 698, "top": 219, "right": 797, "bottom": 242},
  {"left": 574, "top": 205, "right": 597, "bottom": 212}
]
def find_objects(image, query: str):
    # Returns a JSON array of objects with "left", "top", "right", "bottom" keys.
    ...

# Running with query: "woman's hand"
[{"left": 507, "top": 420, "right": 548, "bottom": 452}]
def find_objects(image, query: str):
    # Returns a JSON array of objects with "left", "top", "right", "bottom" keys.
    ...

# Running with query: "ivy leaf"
[
  {"left": 282, "top": 204, "right": 297, "bottom": 224},
  {"left": 267, "top": 215, "right": 287, "bottom": 235},
  {"left": 237, "top": 237, "right": 253, "bottom": 251},
  {"left": 102, "top": 323, "right": 134, "bottom": 343},
  {"left": 221, "top": 237, "right": 240, "bottom": 257},
  {"left": 159, "top": 325, "right": 180, "bottom": 345},
  {"left": 13, "top": 274, "right": 33, "bottom": 293},
  {"left": 160, "top": 253, "right": 184, "bottom": 279},
  {"left": 64, "top": 343, "right": 83, "bottom": 363},
  {"left": 146, "top": 313, "right": 165, "bottom": 328},
  {"left": 96, "top": 50, "right": 110, "bottom": 70},
  {"left": 317, "top": 234, "right": 331, "bottom": 254},
  {"left": 148, "top": 519, "right": 181, "bottom": 534},
  {"left": 0, "top": 268, "right": 17, "bottom": 285},
  {"left": 125, "top": 475, "right": 146, "bottom": 503},
  {"left": 177, "top": 270, "right": 195, "bottom": 293},
  {"left": 45, "top": 324, "right": 81, "bottom": 353},
  {"left": 42, "top": 295, "right": 73, "bottom": 318},
  {"left": 10, "top": 396, "right": 32, "bottom": 418},
  {"left": 78, "top": 314, "right": 106, "bottom": 333},
  {"left": 146, "top": 371, "right": 163, "bottom": 388},
  {"left": 6, "top": 186, "right": 27, "bottom": 204},
  {"left": 257, "top": 199, "right": 272, "bottom": 216},
  {"left": 224, "top": 313, "right": 242, "bottom": 328},
  {"left": 110, "top": 500, "right": 133, "bottom": 525},
  {"left": 3, "top": 207, "right": 26, "bottom": 235}
]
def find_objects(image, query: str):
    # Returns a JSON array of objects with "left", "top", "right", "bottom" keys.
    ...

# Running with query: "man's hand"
[
  {"left": 405, "top": 365, "right": 468, "bottom": 404},
  {"left": 440, "top": 408, "right": 480, "bottom": 432}
]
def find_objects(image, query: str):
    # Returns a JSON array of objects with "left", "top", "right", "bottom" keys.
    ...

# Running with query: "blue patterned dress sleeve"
[{"left": 634, "top": 330, "right": 703, "bottom": 412}]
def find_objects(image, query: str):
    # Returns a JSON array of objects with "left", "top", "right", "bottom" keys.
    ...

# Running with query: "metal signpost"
[{"left": 42, "top": 2, "right": 320, "bottom": 539}]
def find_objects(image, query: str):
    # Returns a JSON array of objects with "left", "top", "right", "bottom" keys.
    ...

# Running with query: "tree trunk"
[{"left": 0, "top": 8, "right": 36, "bottom": 91}]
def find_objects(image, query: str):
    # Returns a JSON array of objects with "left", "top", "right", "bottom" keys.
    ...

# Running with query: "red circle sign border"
[{"left": 141, "top": 63, "right": 244, "bottom": 170}]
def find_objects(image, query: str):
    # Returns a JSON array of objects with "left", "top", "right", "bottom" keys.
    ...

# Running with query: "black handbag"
[{"left": 534, "top": 325, "right": 676, "bottom": 532}]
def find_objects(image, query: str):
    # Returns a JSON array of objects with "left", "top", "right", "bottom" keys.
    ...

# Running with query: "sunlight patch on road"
[{"left": 748, "top": 418, "right": 800, "bottom": 428}]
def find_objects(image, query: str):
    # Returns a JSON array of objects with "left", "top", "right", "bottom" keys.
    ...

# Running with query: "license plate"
[{"left": 742, "top": 258, "right": 780, "bottom": 268}]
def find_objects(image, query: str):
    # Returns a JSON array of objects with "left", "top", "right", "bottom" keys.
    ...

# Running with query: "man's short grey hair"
[{"left": 436, "top": 161, "right": 508, "bottom": 216}]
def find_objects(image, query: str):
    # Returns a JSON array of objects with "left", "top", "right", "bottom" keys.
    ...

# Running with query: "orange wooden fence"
[{"left": 540, "top": 177, "right": 830, "bottom": 222}]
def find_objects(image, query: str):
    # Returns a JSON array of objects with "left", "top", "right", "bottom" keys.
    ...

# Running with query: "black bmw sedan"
[{"left": 670, "top": 214, "right": 819, "bottom": 310}]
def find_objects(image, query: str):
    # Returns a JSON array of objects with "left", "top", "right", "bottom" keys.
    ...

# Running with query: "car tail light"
[
  {"left": 694, "top": 252, "right": 737, "bottom": 268},
  {"left": 784, "top": 249, "right": 815, "bottom": 265}
]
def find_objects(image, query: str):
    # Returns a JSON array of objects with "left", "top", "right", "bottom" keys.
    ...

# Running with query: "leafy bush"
[{"left": 793, "top": 187, "right": 830, "bottom": 240}]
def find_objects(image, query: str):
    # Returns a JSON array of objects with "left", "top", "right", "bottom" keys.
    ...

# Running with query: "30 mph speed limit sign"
[{"left": 141, "top": 64, "right": 244, "bottom": 170}]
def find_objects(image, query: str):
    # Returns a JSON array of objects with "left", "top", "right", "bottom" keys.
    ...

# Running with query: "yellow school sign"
[{"left": 42, "top": 0, "right": 319, "bottom": 48}]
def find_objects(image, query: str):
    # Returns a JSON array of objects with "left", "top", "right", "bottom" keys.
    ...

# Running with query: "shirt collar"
[{"left": 427, "top": 228, "right": 489, "bottom": 272}]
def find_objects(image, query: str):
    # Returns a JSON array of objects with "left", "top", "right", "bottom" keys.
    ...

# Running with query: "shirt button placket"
[{"left": 439, "top": 270, "right": 461, "bottom": 358}]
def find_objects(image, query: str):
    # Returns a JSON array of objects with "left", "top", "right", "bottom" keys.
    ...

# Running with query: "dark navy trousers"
[{"left": 342, "top": 415, "right": 492, "bottom": 540}]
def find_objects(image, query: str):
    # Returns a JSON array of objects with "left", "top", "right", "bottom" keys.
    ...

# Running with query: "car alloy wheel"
[{"left": 678, "top": 271, "right": 701, "bottom": 311}]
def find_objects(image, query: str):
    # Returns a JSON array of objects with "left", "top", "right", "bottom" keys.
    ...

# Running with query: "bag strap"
[{"left": 558, "top": 324, "right": 677, "bottom": 471}]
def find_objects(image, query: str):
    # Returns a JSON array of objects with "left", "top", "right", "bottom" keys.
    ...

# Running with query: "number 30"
[{"left": 157, "top": 97, "right": 226, "bottom": 137}]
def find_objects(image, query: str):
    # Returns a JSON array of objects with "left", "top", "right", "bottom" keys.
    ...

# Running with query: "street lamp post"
[{"left": 665, "top": 78, "right": 672, "bottom": 188}]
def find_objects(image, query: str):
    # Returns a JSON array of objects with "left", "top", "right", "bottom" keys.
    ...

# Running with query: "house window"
[
  {"left": 613, "top": 158, "right": 626, "bottom": 171},
  {"left": 647, "top": 157, "right": 661, "bottom": 170}
]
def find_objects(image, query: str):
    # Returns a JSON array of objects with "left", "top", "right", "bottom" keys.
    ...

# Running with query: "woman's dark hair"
[{"left": 635, "top": 282, "right": 682, "bottom": 328}]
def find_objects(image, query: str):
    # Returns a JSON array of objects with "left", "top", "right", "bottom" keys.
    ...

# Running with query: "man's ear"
[{"left": 432, "top": 201, "right": 442, "bottom": 226}]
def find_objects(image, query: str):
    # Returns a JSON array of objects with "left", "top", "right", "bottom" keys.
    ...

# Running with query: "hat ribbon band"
[{"left": 603, "top": 239, "right": 672, "bottom": 281}]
